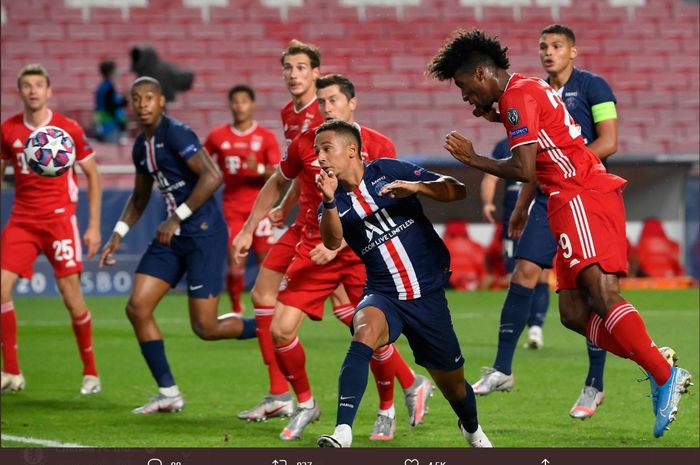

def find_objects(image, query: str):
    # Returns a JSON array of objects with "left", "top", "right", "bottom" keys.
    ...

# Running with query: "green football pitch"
[{"left": 1, "top": 289, "right": 698, "bottom": 448}]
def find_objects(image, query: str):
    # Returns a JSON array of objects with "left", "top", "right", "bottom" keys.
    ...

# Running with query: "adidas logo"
[{"left": 13, "top": 139, "right": 23, "bottom": 148}]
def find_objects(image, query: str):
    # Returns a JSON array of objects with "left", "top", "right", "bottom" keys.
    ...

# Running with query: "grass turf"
[{"left": 1, "top": 289, "right": 698, "bottom": 448}]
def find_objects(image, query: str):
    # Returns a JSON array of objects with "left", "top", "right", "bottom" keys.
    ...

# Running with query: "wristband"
[
  {"left": 113, "top": 221, "right": 130, "bottom": 238},
  {"left": 256, "top": 163, "right": 265, "bottom": 176},
  {"left": 323, "top": 199, "right": 337, "bottom": 209},
  {"left": 175, "top": 203, "right": 193, "bottom": 221}
]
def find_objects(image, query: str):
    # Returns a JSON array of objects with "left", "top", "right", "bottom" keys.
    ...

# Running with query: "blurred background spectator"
[{"left": 94, "top": 59, "right": 127, "bottom": 143}]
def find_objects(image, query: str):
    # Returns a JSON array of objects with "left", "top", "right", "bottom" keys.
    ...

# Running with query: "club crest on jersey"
[
  {"left": 373, "top": 180, "right": 388, "bottom": 194},
  {"left": 251, "top": 136, "right": 262, "bottom": 152},
  {"left": 279, "top": 278, "right": 289, "bottom": 292},
  {"left": 506, "top": 108, "right": 520, "bottom": 126}
]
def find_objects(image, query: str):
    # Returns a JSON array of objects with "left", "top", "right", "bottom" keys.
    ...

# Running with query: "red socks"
[
  {"left": 587, "top": 301, "right": 671, "bottom": 386},
  {"left": 71, "top": 311, "right": 97, "bottom": 376},
  {"left": 370, "top": 345, "right": 395, "bottom": 410},
  {"left": 254, "top": 305, "right": 288, "bottom": 395},
  {"left": 1, "top": 301, "right": 20, "bottom": 374},
  {"left": 274, "top": 337, "right": 312, "bottom": 403},
  {"left": 227, "top": 267, "right": 245, "bottom": 314}
]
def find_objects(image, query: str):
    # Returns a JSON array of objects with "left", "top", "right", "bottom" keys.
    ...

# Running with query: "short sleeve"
[
  {"left": 587, "top": 75, "right": 618, "bottom": 123},
  {"left": 587, "top": 75, "right": 617, "bottom": 107},
  {"left": 278, "top": 133, "right": 304, "bottom": 180},
  {"left": 264, "top": 131, "right": 281, "bottom": 166},
  {"left": 388, "top": 159, "right": 440, "bottom": 183},
  {"left": 203, "top": 132, "right": 217, "bottom": 160},
  {"left": 499, "top": 89, "right": 539, "bottom": 151},
  {"left": 1, "top": 130, "right": 11, "bottom": 161},
  {"left": 168, "top": 123, "right": 202, "bottom": 161},
  {"left": 64, "top": 119, "right": 95, "bottom": 162}
]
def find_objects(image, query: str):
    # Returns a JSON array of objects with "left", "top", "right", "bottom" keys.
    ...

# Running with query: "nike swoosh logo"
[
  {"left": 455, "top": 354, "right": 463, "bottom": 363},
  {"left": 339, "top": 208, "right": 352, "bottom": 217},
  {"left": 339, "top": 395, "right": 355, "bottom": 400},
  {"left": 189, "top": 284, "right": 204, "bottom": 290}
]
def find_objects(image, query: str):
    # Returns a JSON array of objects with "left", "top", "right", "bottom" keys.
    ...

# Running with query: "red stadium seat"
[
  {"left": 636, "top": 218, "right": 685, "bottom": 278},
  {"left": 442, "top": 219, "right": 487, "bottom": 291}
]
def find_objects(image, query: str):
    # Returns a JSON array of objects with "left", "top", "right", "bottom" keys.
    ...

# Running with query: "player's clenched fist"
[
  {"left": 316, "top": 167, "right": 338, "bottom": 201},
  {"left": 444, "top": 131, "right": 476, "bottom": 166}
]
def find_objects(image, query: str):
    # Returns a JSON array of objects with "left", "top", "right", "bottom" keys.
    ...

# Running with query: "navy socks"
[
  {"left": 140, "top": 339, "right": 175, "bottom": 388},
  {"left": 336, "top": 341, "right": 373, "bottom": 427},
  {"left": 493, "top": 283, "right": 535, "bottom": 375}
]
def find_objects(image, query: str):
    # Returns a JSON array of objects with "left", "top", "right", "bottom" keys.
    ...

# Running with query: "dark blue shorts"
[
  {"left": 515, "top": 193, "right": 556, "bottom": 269},
  {"left": 355, "top": 289, "right": 464, "bottom": 372},
  {"left": 135, "top": 226, "right": 228, "bottom": 298}
]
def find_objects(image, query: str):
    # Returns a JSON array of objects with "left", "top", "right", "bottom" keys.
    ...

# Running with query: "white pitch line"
[{"left": 1, "top": 434, "right": 89, "bottom": 448}]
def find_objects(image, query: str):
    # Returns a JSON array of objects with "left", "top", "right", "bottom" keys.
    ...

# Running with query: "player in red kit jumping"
[
  {"left": 1, "top": 64, "right": 102, "bottom": 395},
  {"left": 429, "top": 29, "right": 692, "bottom": 439}
]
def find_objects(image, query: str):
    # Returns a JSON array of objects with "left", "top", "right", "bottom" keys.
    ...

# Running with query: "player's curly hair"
[
  {"left": 281, "top": 39, "right": 321, "bottom": 69},
  {"left": 427, "top": 29, "right": 509, "bottom": 81},
  {"left": 315, "top": 120, "right": 362, "bottom": 156}
]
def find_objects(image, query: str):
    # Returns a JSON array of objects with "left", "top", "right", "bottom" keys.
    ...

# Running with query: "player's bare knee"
[
  {"left": 251, "top": 286, "right": 274, "bottom": 307},
  {"left": 191, "top": 321, "right": 216, "bottom": 340},
  {"left": 270, "top": 324, "right": 295, "bottom": 346},
  {"left": 352, "top": 325, "right": 380, "bottom": 348},
  {"left": 559, "top": 309, "right": 585, "bottom": 333},
  {"left": 125, "top": 299, "right": 149, "bottom": 324},
  {"left": 511, "top": 260, "right": 541, "bottom": 287},
  {"left": 437, "top": 379, "right": 466, "bottom": 402}
]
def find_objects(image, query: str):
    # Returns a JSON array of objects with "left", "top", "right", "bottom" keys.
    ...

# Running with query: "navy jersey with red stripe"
[
  {"left": 332, "top": 158, "right": 451, "bottom": 300},
  {"left": 132, "top": 115, "right": 224, "bottom": 237}
]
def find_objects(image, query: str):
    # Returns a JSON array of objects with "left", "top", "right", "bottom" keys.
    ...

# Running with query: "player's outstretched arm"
[
  {"left": 317, "top": 168, "right": 343, "bottom": 250},
  {"left": 100, "top": 172, "right": 154, "bottom": 267},
  {"left": 379, "top": 176, "right": 466, "bottom": 202},
  {"left": 78, "top": 157, "right": 102, "bottom": 258}
]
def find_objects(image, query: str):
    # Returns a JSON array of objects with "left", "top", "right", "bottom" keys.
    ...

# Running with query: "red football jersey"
[
  {"left": 205, "top": 122, "right": 281, "bottom": 213},
  {"left": 1, "top": 111, "right": 95, "bottom": 221},
  {"left": 279, "top": 123, "right": 396, "bottom": 231},
  {"left": 280, "top": 98, "right": 324, "bottom": 146},
  {"left": 499, "top": 74, "right": 626, "bottom": 213}
]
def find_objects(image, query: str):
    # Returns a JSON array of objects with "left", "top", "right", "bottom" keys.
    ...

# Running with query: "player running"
[
  {"left": 314, "top": 120, "right": 492, "bottom": 448},
  {"left": 233, "top": 74, "right": 433, "bottom": 441}
]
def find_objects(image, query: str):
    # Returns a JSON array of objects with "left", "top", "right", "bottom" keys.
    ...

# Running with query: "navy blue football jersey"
[
  {"left": 330, "top": 158, "right": 451, "bottom": 300},
  {"left": 553, "top": 67, "right": 617, "bottom": 153},
  {"left": 132, "top": 115, "right": 224, "bottom": 236}
]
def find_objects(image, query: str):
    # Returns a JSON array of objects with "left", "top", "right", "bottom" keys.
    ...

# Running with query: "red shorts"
[
  {"left": 261, "top": 223, "right": 302, "bottom": 273},
  {"left": 1, "top": 215, "right": 83, "bottom": 279},
  {"left": 277, "top": 244, "right": 366, "bottom": 320},
  {"left": 549, "top": 188, "right": 628, "bottom": 290},
  {"left": 224, "top": 210, "right": 274, "bottom": 253}
]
